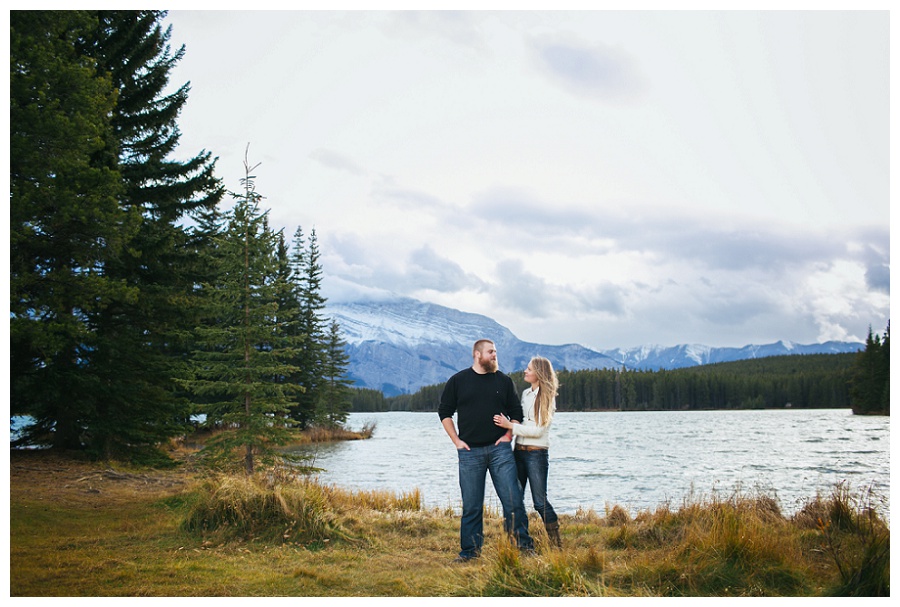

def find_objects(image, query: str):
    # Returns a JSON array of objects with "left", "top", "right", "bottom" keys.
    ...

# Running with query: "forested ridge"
[{"left": 350, "top": 350, "right": 886, "bottom": 413}]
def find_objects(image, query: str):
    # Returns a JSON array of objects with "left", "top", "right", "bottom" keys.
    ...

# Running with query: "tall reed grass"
[
  {"left": 181, "top": 464, "right": 420, "bottom": 546},
  {"left": 795, "top": 482, "right": 890, "bottom": 596},
  {"left": 449, "top": 485, "right": 889, "bottom": 597}
]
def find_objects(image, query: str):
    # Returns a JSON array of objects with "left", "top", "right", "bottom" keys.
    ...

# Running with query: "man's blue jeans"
[
  {"left": 515, "top": 448, "right": 558, "bottom": 525},
  {"left": 457, "top": 443, "right": 533, "bottom": 558}
]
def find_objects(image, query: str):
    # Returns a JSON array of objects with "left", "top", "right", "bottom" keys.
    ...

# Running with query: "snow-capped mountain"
[
  {"left": 327, "top": 297, "right": 863, "bottom": 396},
  {"left": 602, "top": 340, "right": 862, "bottom": 370},
  {"left": 331, "top": 297, "right": 621, "bottom": 395}
]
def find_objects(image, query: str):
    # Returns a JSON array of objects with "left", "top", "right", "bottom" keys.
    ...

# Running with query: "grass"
[{"left": 9, "top": 450, "right": 889, "bottom": 597}]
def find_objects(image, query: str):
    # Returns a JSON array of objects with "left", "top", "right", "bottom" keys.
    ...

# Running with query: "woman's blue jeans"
[
  {"left": 515, "top": 448, "right": 558, "bottom": 525},
  {"left": 457, "top": 443, "right": 533, "bottom": 558}
]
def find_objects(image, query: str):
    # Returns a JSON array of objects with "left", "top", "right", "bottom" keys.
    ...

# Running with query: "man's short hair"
[{"left": 473, "top": 339, "right": 494, "bottom": 356}]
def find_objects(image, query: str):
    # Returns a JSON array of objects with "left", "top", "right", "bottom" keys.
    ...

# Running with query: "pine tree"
[
  {"left": 10, "top": 11, "right": 138, "bottom": 449},
  {"left": 83, "top": 10, "right": 224, "bottom": 458},
  {"left": 850, "top": 323, "right": 890, "bottom": 415},
  {"left": 879, "top": 322, "right": 889, "bottom": 412},
  {"left": 181, "top": 155, "right": 301, "bottom": 474},
  {"left": 288, "top": 228, "right": 328, "bottom": 427},
  {"left": 270, "top": 229, "right": 307, "bottom": 417},
  {"left": 318, "top": 319, "right": 354, "bottom": 427},
  {"left": 89, "top": 10, "right": 222, "bottom": 222}
]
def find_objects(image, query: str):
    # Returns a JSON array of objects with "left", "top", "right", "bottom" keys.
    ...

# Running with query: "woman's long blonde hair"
[{"left": 530, "top": 356, "right": 559, "bottom": 427}]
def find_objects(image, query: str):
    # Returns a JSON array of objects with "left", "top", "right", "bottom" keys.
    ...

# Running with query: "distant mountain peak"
[{"left": 326, "top": 297, "right": 863, "bottom": 396}]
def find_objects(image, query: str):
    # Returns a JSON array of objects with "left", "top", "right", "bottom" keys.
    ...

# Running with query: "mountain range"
[{"left": 327, "top": 296, "right": 863, "bottom": 396}]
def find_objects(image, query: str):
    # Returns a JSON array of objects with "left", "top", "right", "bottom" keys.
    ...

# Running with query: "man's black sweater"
[{"left": 438, "top": 367, "right": 524, "bottom": 448}]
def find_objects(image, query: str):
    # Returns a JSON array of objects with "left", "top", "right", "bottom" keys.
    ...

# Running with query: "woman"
[{"left": 493, "top": 356, "right": 561, "bottom": 547}]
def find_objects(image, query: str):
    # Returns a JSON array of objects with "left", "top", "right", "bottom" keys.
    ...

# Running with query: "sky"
[{"left": 161, "top": 6, "right": 891, "bottom": 351}]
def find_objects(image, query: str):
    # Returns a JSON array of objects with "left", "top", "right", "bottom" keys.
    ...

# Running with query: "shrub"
[{"left": 181, "top": 473, "right": 339, "bottom": 544}]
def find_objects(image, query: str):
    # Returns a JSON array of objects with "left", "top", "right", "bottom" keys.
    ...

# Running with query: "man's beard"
[{"left": 481, "top": 359, "right": 498, "bottom": 373}]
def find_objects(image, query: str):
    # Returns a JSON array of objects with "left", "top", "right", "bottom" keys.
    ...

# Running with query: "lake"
[{"left": 292, "top": 409, "right": 890, "bottom": 519}]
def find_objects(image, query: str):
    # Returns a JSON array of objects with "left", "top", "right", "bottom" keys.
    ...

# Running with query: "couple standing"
[{"left": 438, "top": 339, "right": 560, "bottom": 562}]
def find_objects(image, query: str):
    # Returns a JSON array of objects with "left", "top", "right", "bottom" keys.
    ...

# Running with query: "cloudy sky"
[{"left": 163, "top": 8, "right": 890, "bottom": 351}]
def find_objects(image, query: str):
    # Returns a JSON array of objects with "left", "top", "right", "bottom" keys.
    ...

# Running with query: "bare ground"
[{"left": 9, "top": 450, "right": 191, "bottom": 508}]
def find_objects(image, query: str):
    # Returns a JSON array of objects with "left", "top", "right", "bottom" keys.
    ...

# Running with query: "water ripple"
[{"left": 299, "top": 410, "right": 890, "bottom": 519}]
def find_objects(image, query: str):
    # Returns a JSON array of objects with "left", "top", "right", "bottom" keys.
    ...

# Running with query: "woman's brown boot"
[{"left": 545, "top": 521, "right": 562, "bottom": 548}]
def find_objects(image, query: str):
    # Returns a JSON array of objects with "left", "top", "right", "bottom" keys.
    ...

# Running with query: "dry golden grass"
[{"left": 9, "top": 450, "right": 889, "bottom": 597}]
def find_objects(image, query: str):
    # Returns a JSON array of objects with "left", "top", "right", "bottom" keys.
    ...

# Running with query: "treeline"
[
  {"left": 350, "top": 353, "right": 860, "bottom": 412},
  {"left": 554, "top": 353, "right": 856, "bottom": 411},
  {"left": 10, "top": 11, "right": 352, "bottom": 469},
  {"left": 849, "top": 323, "right": 890, "bottom": 415}
]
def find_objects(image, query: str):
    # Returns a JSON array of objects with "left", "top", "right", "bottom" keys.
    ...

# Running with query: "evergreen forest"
[
  {"left": 10, "top": 11, "right": 354, "bottom": 470},
  {"left": 353, "top": 346, "right": 888, "bottom": 415}
]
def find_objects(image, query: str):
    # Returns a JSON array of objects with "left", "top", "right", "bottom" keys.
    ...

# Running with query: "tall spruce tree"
[
  {"left": 318, "top": 319, "right": 354, "bottom": 427},
  {"left": 271, "top": 229, "right": 308, "bottom": 414},
  {"left": 90, "top": 11, "right": 222, "bottom": 223},
  {"left": 83, "top": 10, "right": 224, "bottom": 458},
  {"left": 10, "top": 11, "right": 138, "bottom": 449},
  {"left": 182, "top": 156, "right": 302, "bottom": 474},
  {"left": 288, "top": 228, "right": 328, "bottom": 427},
  {"left": 880, "top": 322, "right": 890, "bottom": 412}
]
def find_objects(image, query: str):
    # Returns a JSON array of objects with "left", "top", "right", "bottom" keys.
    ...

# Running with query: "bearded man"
[{"left": 438, "top": 339, "right": 535, "bottom": 562}]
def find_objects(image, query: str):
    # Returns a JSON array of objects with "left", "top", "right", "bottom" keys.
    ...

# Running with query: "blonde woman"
[{"left": 493, "top": 356, "right": 561, "bottom": 547}]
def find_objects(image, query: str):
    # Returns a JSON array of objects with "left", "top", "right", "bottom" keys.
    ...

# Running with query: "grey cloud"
[
  {"left": 326, "top": 233, "right": 371, "bottom": 267},
  {"left": 468, "top": 189, "right": 857, "bottom": 275},
  {"left": 865, "top": 263, "right": 889, "bottom": 294},
  {"left": 651, "top": 225, "right": 842, "bottom": 272},
  {"left": 459, "top": 189, "right": 609, "bottom": 253},
  {"left": 692, "top": 286, "right": 781, "bottom": 326},
  {"left": 529, "top": 36, "right": 643, "bottom": 101},
  {"left": 326, "top": 236, "right": 486, "bottom": 295},
  {"left": 407, "top": 246, "right": 487, "bottom": 292},
  {"left": 479, "top": 193, "right": 598, "bottom": 235},
  {"left": 493, "top": 259, "right": 552, "bottom": 317},
  {"left": 322, "top": 274, "right": 400, "bottom": 304},
  {"left": 617, "top": 274, "right": 820, "bottom": 347},
  {"left": 492, "top": 258, "right": 627, "bottom": 320},
  {"left": 374, "top": 182, "right": 451, "bottom": 213},
  {"left": 851, "top": 231, "right": 890, "bottom": 294},
  {"left": 309, "top": 149, "right": 365, "bottom": 176},
  {"left": 573, "top": 283, "right": 627, "bottom": 317}
]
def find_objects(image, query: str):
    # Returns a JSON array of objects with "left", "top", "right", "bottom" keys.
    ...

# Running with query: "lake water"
[{"left": 293, "top": 409, "right": 890, "bottom": 519}]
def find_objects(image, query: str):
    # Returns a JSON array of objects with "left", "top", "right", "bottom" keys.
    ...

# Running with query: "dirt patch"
[{"left": 10, "top": 450, "right": 192, "bottom": 508}]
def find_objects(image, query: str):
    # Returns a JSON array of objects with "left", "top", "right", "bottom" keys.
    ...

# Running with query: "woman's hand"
[{"left": 493, "top": 414, "right": 512, "bottom": 429}]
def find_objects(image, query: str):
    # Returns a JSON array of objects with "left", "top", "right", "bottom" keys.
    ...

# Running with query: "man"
[{"left": 438, "top": 339, "right": 534, "bottom": 562}]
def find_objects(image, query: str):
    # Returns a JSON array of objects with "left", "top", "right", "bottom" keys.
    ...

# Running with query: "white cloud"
[
  {"left": 165, "top": 9, "right": 890, "bottom": 350},
  {"left": 309, "top": 149, "right": 366, "bottom": 176},
  {"left": 529, "top": 35, "right": 645, "bottom": 102}
]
